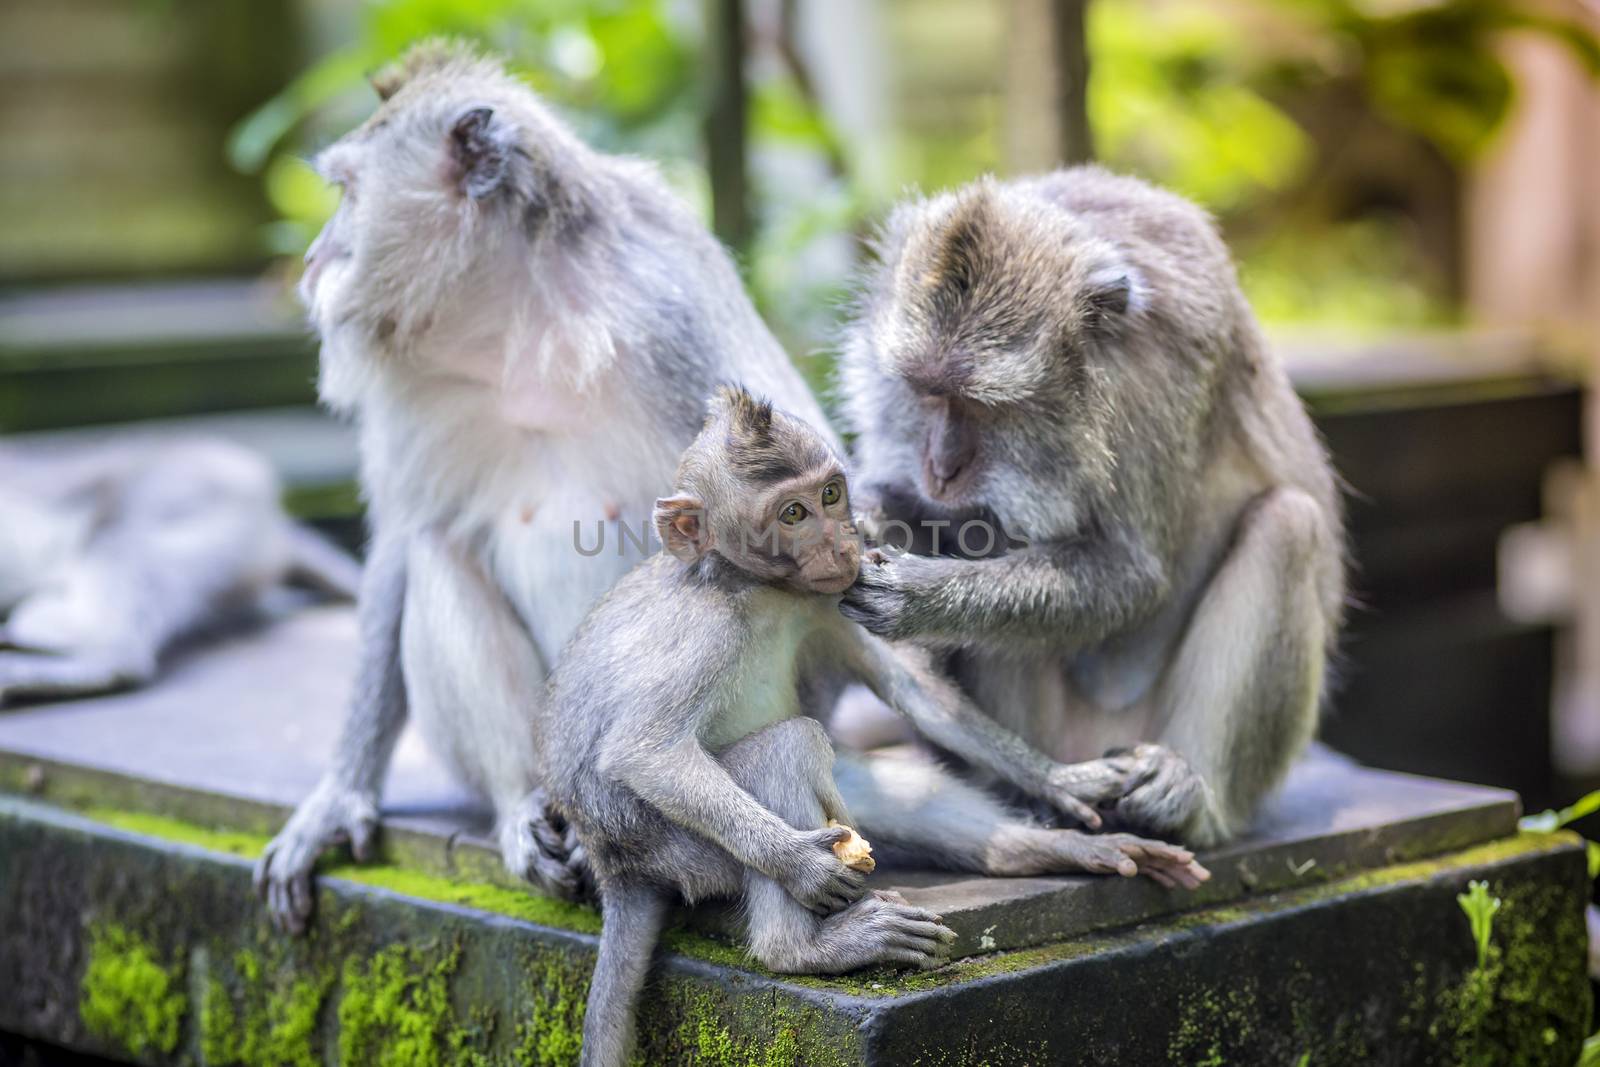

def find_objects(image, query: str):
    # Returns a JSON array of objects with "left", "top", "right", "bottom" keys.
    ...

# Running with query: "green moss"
[
  {"left": 1429, "top": 874, "right": 1590, "bottom": 1066},
  {"left": 200, "top": 976, "right": 239, "bottom": 1064},
  {"left": 79, "top": 924, "right": 187, "bottom": 1057},
  {"left": 197, "top": 945, "right": 332, "bottom": 1066},
  {"left": 1168, "top": 982, "right": 1258, "bottom": 1066},
  {"left": 338, "top": 940, "right": 478, "bottom": 1067},
  {"left": 87, "top": 807, "right": 272, "bottom": 858},
  {"left": 330, "top": 862, "right": 602, "bottom": 936},
  {"left": 515, "top": 958, "right": 589, "bottom": 1067},
  {"left": 636, "top": 984, "right": 860, "bottom": 1067}
]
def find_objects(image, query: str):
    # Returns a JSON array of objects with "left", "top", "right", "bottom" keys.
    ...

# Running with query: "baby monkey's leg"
[
  {"left": 720, "top": 719, "right": 955, "bottom": 973},
  {"left": 835, "top": 752, "right": 1209, "bottom": 889}
]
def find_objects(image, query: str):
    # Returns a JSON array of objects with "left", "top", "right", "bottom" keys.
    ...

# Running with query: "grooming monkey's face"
[
  {"left": 296, "top": 43, "right": 538, "bottom": 400},
  {"left": 655, "top": 389, "right": 862, "bottom": 595},
  {"left": 860, "top": 180, "right": 1138, "bottom": 513}
]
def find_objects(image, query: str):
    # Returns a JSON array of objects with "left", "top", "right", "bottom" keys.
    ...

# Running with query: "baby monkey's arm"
[
  {"left": 600, "top": 718, "right": 863, "bottom": 915},
  {"left": 841, "top": 624, "right": 1137, "bottom": 828}
]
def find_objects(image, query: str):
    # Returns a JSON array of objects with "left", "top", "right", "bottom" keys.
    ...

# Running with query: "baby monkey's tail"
[{"left": 579, "top": 882, "right": 671, "bottom": 1067}]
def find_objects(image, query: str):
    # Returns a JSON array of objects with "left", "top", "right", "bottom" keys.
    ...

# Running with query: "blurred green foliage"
[
  {"left": 234, "top": 0, "right": 1600, "bottom": 348},
  {"left": 232, "top": 0, "right": 700, "bottom": 256}
]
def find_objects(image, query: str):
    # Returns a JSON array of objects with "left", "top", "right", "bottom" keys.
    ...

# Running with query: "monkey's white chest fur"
[{"left": 699, "top": 592, "right": 821, "bottom": 751}]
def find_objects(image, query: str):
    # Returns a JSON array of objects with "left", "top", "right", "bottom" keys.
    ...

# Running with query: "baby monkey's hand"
[{"left": 777, "top": 825, "right": 870, "bottom": 915}]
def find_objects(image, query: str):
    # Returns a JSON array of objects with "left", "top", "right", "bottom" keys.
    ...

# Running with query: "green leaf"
[
  {"left": 226, "top": 48, "right": 382, "bottom": 173},
  {"left": 1456, "top": 879, "right": 1501, "bottom": 970}
]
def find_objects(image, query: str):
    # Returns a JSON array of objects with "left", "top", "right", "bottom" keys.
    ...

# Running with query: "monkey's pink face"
[
  {"left": 298, "top": 142, "right": 365, "bottom": 327},
  {"left": 655, "top": 468, "right": 861, "bottom": 595},
  {"left": 727, "top": 469, "right": 861, "bottom": 595},
  {"left": 911, "top": 392, "right": 984, "bottom": 505}
]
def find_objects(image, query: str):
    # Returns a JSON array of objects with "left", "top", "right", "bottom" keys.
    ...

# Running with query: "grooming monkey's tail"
[{"left": 579, "top": 883, "right": 671, "bottom": 1067}]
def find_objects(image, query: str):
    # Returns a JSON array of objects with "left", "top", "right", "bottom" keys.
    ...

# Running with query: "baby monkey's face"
[{"left": 741, "top": 468, "right": 861, "bottom": 595}]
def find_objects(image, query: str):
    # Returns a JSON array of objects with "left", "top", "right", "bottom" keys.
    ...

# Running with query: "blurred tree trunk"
[
  {"left": 704, "top": 0, "right": 751, "bottom": 257},
  {"left": 1004, "top": 0, "right": 1093, "bottom": 172}
]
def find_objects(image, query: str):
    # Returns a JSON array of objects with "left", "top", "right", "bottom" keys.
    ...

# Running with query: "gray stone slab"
[{"left": 0, "top": 606, "right": 1521, "bottom": 957}]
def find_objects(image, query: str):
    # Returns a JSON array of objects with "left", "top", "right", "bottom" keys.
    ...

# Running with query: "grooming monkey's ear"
[
  {"left": 654, "top": 495, "right": 710, "bottom": 562},
  {"left": 1083, "top": 264, "right": 1141, "bottom": 323},
  {"left": 450, "top": 106, "right": 509, "bottom": 199}
]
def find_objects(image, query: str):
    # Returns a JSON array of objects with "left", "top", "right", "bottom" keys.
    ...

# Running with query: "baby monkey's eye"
[
  {"left": 780, "top": 502, "right": 808, "bottom": 525},
  {"left": 821, "top": 482, "right": 842, "bottom": 507}
]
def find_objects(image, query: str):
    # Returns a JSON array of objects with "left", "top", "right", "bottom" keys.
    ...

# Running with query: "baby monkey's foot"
[
  {"left": 1056, "top": 830, "right": 1211, "bottom": 890},
  {"left": 499, "top": 789, "right": 592, "bottom": 902},
  {"left": 823, "top": 890, "right": 956, "bottom": 972}
]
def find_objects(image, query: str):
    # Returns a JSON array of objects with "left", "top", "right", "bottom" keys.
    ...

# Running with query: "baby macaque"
[
  {"left": 541, "top": 387, "right": 1206, "bottom": 1067},
  {"left": 0, "top": 436, "right": 357, "bottom": 702}
]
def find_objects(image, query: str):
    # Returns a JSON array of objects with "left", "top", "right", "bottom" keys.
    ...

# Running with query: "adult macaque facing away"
[
  {"left": 254, "top": 41, "right": 835, "bottom": 931},
  {"left": 840, "top": 167, "right": 1345, "bottom": 847},
  {"left": 0, "top": 437, "right": 357, "bottom": 703},
  {"left": 543, "top": 388, "right": 1204, "bottom": 1067}
]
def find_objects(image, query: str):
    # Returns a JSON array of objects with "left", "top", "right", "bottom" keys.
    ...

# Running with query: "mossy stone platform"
[{"left": 0, "top": 608, "right": 1590, "bottom": 1065}]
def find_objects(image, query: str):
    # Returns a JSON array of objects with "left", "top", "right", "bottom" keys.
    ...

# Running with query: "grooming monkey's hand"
[
  {"left": 1041, "top": 753, "right": 1160, "bottom": 829},
  {"left": 254, "top": 782, "right": 379, "bottom": 935},
  {"left": 499, "top": 788, "right": 592, "bottom": 903},
  {"left": 1105, "top": 743, "right": 1212, "bottom": 844},
  {"left": 777, "top": 825, "right": 870, "bottom": 916},
  {"left": 838, "top": 551, "right": 929, "bottom": 641},
  {"left": 1056, "top": 830, "right": 1211, "bottom": 890}
]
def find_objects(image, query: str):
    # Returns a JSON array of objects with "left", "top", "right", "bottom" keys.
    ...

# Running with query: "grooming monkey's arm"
[
  {"left": 841, "top": 532, "right": 1167, "bottom": 647},
  {"left": 320, "top": 532, "right": 410, "bottom": 794},
  {"left": 844, "top": 629, "right": 1107, "bottom": 827},
  {"left": 255, "top": 533, "right": 408, "bottom": 933}
]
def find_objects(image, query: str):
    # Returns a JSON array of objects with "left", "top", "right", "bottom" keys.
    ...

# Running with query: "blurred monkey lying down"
[{"left": 0, "top": 435, "right": 359, "bottom": 703}]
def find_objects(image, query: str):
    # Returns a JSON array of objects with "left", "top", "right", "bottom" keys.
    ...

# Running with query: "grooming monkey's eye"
[
  {"left": 821, "top": 482, "right": 841, "bottom": 507},
  {"left": 780, "top": 502, "right": 808, "bottom": 525}
]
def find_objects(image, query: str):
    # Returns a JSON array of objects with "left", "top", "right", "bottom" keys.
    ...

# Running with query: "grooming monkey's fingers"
[
  {"left": 1042, "top": 788, "right": 1103, "bottom": 830},
  {"left": 499, "top": 801, "right": 589, "bottom": 903},
  {"left": 255, "top": 785, "right": 380, "bottom": 935}
]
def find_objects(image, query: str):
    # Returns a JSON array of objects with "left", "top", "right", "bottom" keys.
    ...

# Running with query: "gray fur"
[
  {"left": 0, "top": 437, "right": 357, "bottom": 705},
  {"left": 838, "top": 167, "right": 1345, "bottom": 847},
  {"left": 544, "top": 392, "right": 1206, "bottom": 1067},
  {"left": 255, "top": 40, "right": 830, "bottom": 931}
]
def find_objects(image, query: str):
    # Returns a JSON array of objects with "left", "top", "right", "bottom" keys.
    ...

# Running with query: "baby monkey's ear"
[
  {"left": 654, "top": 495, "right": 711, "bottom": 562},
  {"left": 450, "top": 106, "right": 510, "bottom": 199}
]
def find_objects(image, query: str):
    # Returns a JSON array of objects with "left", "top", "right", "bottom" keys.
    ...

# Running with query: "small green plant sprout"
[
  {"left": 1456, "top": 880, "right": 1502, "bottom": 970},
  {"left": 1294, "top": 1052, "right": 1311, "bottom": 1067},
  {"left": 1520, "top": 789, "right": 1600, "bottom": 877},
  {"left": 1580, "top": 1031, "right": 1600, "bottom": 1067}
]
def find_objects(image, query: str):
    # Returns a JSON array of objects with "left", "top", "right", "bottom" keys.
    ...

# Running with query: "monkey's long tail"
[
  {"left": 285, "top": 525, "right": 362, "bottom": 600},
  {"left": 580, "top": 883, "right": 671, "bottom": 1067}
]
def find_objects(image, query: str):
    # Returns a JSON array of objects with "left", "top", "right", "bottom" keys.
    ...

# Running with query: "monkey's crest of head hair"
[
  {"left": 370, "top": 38, "right": 505, "bottom": 102},
  {"left": 874, "top": 174, "right": 1144, "bottom": 407},
  {"left": 674, "top": 385, "right": 837, "bottom": 497}
]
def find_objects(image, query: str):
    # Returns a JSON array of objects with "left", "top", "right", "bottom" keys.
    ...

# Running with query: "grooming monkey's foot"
[
  {"left": 1101, "top": 743, "right": 1220, "bottom": 847},
  {"left": 255, "top": 783, "right": 380, "bottom": 935},
  {"left": 1052, "top": 829, "right": 1210, "bottom": 890},
  {"left": 499, "top": 788, "right": 592, "bottom": 902}
]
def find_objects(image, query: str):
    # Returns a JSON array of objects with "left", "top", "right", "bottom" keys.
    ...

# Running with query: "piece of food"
[{"left": 828, "top": 819, "right": 876, "bottom": 873}]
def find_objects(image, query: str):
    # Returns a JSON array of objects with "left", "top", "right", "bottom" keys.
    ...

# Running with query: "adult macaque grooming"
[
  {"left": 0, "top": 437, "right": 357, "bottom": 702},
  {"left": 543, "top": 388, "right": 1204, "bottom": 1067},
  {"left": 255, "top": 41, "right": 833, "bottom": 931},
  {"left": 840, "top": 167, "right": 1345, "bottom": 847}
]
